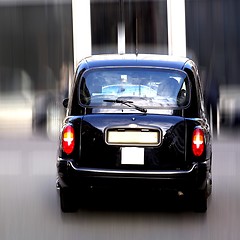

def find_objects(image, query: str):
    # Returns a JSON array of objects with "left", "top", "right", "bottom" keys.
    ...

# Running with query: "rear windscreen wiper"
[{"left": 103, "top": 99, "right": 147, "bottom": 113}]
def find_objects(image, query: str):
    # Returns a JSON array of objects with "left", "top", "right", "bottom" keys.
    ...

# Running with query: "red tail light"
[
  {"left": 62, "top": 125, "right": 75, "bottom": 154},
  {"left": 192, "top": 128, "right": 204, "bottom": 157}
]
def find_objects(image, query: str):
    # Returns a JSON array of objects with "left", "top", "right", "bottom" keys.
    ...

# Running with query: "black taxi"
[{"left": 57, "top": 54, "right": 212, "bottom": 212}]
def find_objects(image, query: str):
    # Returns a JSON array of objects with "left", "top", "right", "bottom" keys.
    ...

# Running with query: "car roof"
[{"left": 79, "top": 54, "right": 190, "bottom": 70}]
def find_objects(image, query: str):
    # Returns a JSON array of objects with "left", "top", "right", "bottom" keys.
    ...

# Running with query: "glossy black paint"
[{"left": 57, "top": 54, "right": 212, "bottom": 212}]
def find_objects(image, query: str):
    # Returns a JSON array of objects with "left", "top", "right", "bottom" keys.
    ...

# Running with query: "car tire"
[
  {"left": 207, "top": 171, "right": 212, "bottom": 197},
  {"left": 60, "top": 187, "right": 78, "bottom": 213},
  {"left": 193, "top": 186, "right": 208, "bottom": 213}
]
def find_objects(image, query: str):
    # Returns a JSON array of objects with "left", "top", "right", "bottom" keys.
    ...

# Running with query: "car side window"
[
  {"left": 177, "top": 80, "right": 188, "bottom": 106},
  {"left": 183, "top": 69, "right": 199, "bottom": 117}
]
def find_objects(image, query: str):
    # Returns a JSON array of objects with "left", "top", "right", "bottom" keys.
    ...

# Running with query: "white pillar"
[
  {"left": 72, "top": 0, "right": 92, "bottom": 71},
  {"left": 167, "top": 0, "right": 186, "bottom": 57},
  {"left": 118, "top": 22, "right": 126, "bottom": 54}
]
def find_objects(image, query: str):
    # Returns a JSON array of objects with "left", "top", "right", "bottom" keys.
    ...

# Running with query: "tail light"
[
  {"left": 62, "top": 125, "right": 75, "bottom": 154},
  {"left": 192, "top": 128, "right": 204, "bottom": 157}
]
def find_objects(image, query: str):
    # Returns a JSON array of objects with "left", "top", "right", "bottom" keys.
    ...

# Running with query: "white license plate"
[
  {"left": 121, "top": 147, "right": 144, "bottom": 165},
  {"left": 107, "top": 130, "right": 160, "bottom": 145}
]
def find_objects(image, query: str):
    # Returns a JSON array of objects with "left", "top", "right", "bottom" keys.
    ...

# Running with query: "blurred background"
[
  {"left": 1, "top": 2, "right": 240, "bottom": 239},
  {"left": 0, "top": 0, "right": 239, "bottom": 139}
]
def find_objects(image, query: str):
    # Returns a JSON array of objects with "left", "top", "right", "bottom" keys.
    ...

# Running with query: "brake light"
[
  {"left": 62, "top": 125, "right": 75, "bottom": 154},
  {"left": 192, "top": 128, "right": 204, "bottom": 157}
]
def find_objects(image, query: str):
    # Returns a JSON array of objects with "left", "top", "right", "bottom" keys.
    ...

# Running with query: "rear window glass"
[{"left": 78, "top": 67, "right": 190, "bottom": 112}]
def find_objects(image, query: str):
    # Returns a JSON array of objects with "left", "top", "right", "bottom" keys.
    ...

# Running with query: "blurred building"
[
  {"left": 0, "top": 0, "right": 240, "bottom": 138},
  {"left": 0, "top": 0, "right": 73, "bottom": 138}
]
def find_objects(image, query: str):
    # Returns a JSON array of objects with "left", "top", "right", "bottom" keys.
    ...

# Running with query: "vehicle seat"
[
  {"left": 177, "top": 89, "right": 187, "bottom": 106},
  {"left": 157, "top": 77, "right": 180, "bottom": 98}
]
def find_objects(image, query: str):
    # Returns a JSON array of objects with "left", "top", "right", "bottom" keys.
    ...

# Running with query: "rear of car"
[{"left": 57, "top": 54, "right": 212, "bottom": 213}]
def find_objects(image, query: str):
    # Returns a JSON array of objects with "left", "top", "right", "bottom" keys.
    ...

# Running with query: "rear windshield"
[{"left": 78, "top": 67, "right": 190, "bottom": 112}]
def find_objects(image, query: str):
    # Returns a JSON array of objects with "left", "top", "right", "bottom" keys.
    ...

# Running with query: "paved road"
[{"left": 0, "top": 133, "right": 240, "bottom": 240}]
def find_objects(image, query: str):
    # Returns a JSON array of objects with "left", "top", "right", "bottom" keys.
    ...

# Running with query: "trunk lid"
[{"left": 78, "top": 114, "right": 187, "bottom": 170}]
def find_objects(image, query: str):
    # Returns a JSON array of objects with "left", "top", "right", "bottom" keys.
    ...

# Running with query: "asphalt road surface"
[{"left": 0, "top": 132, "right": 240, "bottom": 240}]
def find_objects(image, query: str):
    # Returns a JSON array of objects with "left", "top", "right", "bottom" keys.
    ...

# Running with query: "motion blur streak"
[
  {"left": 0, "top": 0, "right": 73, "bottom": 140},
  {"left": 0, "top": 1, "right": 240, "bottom": 239},
  {"left": 1, "top": 0, "right": 240, "bottom": 140},
  {"left": 0, "top": 134, "right": 240, "bottom": 239}
]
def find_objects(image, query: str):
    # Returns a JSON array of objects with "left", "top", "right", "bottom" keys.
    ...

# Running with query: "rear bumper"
[{"left": 57, "top": 159, "right": 209, "bottom": 192}]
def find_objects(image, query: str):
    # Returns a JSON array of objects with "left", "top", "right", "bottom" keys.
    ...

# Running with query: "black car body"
[{"left": 57, "top": 54, "right": 212, "bottom": 212}]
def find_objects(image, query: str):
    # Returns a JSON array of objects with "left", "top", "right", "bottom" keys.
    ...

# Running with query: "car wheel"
[
  {"left": 193, "top": 186, "right": 208, "bottom": 213},
  {"left": 60, "top": 187, "right": 78, "bottom": 213}
]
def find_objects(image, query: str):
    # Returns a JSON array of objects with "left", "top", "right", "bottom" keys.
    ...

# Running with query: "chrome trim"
[
  {"left": 104, "top": 126, "right": 162, "bottom": 147},
  {"left": 68, "top": 161, "right": 199, "bottom": 175}
]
